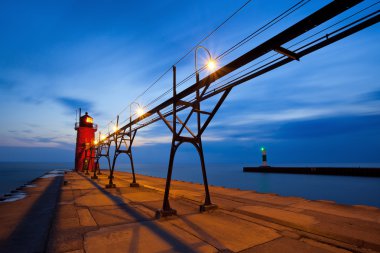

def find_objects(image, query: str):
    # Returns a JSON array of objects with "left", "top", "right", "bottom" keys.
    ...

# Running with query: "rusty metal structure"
[
  {"left": 91, "top": 132, "right": 111, "bottom": 180},
  {"left": 106, "top": 115, "right": 140, "bottom": 188},
  {"left": 86, "top": 0, "right": 379, "bottom": 218}
]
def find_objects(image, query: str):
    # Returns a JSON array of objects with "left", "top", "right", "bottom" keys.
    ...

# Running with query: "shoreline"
[
  {"left": 0, "top": 162, "right": 72, "bottom": 196},
  {"left": 0, "top": 169, "right": 68, "bottom": 202}
]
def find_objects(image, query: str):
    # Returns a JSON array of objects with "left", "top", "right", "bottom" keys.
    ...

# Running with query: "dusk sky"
[{"left": 0, "top": 0, "right": 379, "bottom": 166}]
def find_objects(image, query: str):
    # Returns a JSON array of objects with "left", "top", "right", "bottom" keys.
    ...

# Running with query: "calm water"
[
  {"left": 0, "top": 162, "right": 72, "bottom": 196},
  {"left": 1, "top": 162, "right": 380, "bottom": 208}
]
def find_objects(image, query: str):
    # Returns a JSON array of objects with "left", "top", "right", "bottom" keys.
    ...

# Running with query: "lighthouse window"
[{"left": 86, "top": 117, "right": 93, "bottom": 123}]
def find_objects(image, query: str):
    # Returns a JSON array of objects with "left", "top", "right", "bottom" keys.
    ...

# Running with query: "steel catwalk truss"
[
  {"left": 88, "top": 0, "right": 378, "bottom": 217},
  {"left": 92, "top": 134, "right": 112, "bottom": 180},
  {"left": 105, "top": 115, "right": 140, "bottom": 188}
]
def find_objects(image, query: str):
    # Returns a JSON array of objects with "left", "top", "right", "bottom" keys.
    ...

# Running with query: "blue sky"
[{"left": 0, "top": 0, "right": 379, "bottom": 166}]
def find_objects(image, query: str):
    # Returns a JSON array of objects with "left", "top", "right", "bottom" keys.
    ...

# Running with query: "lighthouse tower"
[{"left": 74, "top": 111, "right": 97, "bottom": 171}]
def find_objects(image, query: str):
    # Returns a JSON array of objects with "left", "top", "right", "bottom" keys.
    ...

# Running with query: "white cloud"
[{"left": 214, "top": 102, "right": 380, "bottom": 128}]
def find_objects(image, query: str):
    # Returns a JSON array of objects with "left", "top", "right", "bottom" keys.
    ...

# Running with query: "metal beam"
[
  {"left": 105, "top": 0, "right": 363, "bottom": 138},
  {"left": 274, "top": 47, "right": 300, "bottom": 61}
]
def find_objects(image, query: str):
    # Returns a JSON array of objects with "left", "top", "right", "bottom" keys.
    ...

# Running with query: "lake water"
[
  {"left": 1, "top": 162, "right": 380, "bottom": 208},
  {"left": 0, "top": 162, "right": 71, "bottom": 196}
]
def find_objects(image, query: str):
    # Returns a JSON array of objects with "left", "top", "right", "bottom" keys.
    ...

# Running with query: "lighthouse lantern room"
[{"left": 75, "top": 111, "right": 97, "bottom": 172}]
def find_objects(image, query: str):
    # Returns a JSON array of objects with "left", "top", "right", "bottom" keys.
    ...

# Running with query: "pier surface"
[{"left": 1, "top": 171, "right": 380, "bottom": 253}]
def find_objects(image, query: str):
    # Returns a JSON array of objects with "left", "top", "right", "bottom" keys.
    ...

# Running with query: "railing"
[{"left": 75, "top": 122, "right": 98, "bottom": 131}]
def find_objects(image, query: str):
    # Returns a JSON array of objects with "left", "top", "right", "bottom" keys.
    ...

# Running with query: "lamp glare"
[
  {"left": 136, "top": 107, "right": 144, "bottom": 117},
  {"left": 207, "top": 59, "right": 217, "bottom": 71}
]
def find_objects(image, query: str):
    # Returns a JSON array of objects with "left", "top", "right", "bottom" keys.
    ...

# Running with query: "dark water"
[
  {"left": 118, "top": 162, "right": 380, "bottom": 208},
  {"left": 1, "top": 162, "right": 380, "bottom": 208},
  {"left": 0, "top": 162, "right": 72, "bottom": 196}
]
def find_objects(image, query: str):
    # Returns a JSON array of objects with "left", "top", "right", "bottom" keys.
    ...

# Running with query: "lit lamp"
[
  {"left": 113, "top": 124, "right": 118, "bottom": 133},
  {"left": 136, "top": 106, "right": 144, "bottom": 117},
  {"left": 130, "top": 102, "right": 144, "bottom": 125},
  {"left": 195, "top": 45, "right": 217, "bottom": 83},
  {"left": 86, "top": 117, "right": 93, "bottom": 124}
]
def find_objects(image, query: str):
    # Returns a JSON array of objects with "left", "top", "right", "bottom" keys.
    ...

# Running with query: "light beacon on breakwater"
[{"left": 74, "top": 111, "right": 97, "bottom": 172}]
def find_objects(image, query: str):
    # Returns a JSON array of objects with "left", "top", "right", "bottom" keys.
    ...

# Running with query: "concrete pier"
[{"left": 1, "top": 170, "right": 380, "bottom": 253}]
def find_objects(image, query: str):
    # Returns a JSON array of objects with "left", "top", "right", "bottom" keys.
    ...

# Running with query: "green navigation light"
[{"left": 260, "top": 147, "right": 265, "bottom": 152}]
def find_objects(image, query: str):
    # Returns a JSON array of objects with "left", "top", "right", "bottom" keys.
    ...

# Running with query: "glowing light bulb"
[
  {"left": 207, "top": 59, "right": 217, "bottom": 71},
  {"left": 113, "top": 125, "right": 118, "bottom": 132},
  {"left": 136, "top": 107, "right": 144, "bottom": 117},
  {"left": 94, "top": 140, "right": 98, "bottom": 145},
  {"left": 261, "top": 147, "right": 265, "bottom": 152}
]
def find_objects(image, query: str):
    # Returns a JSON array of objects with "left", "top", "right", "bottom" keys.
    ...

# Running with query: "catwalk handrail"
[
  {"left": 116, "top": 12, "right": 379, "bottom": 136},
  {"left": 102, "top": 0, "right": 372, "bottom": 142}
]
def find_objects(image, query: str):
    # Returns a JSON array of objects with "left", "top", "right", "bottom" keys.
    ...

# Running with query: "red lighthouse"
[{"left": 74, "top": 111, "right": 97, "bottom": 172}]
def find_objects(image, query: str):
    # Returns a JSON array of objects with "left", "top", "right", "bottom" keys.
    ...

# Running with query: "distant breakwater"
[{"left": 243, "top": 166, "right": 380, "bottom": 177}]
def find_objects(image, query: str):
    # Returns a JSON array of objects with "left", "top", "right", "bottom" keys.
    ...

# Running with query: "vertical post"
[
  {"left": 91, "top": 132, "right": 99, "bottom": 179},
  {"left": 195, "top": 71, "right": 200, "bottom": 137},
  {"left": 156, "top": 65, "right": 178, "bottom": 218},
  {"left": 92, "top": 159, "right": 99, "bottom": 179},
  {"left": 107, "top": 155, "right": 117, "bottom": 188},
  {"left": 128, "top": 152, "right": 138, "bottom": 186},
  {"left": 194, "top": 47, "right": 217, "bottom": 212},
  {"left": 92, "top": 145, "right": 98, "bottom": 179},
  {"left": 128, "top": 103, "right": 140, "bottom": 187},
  {"left": 198, "top": 142, "right": 211, "bottom": 206},
  {"left": 97, "top": 131, "right": 102, "bottom": 175},
  {"left": 173, "top": 66, "right": 177, "bottom": 136},
  {"left": 106, "top": 115, "right": 119, "bottom": 188},
  {"left": 129, "top": 131, "right": 139, "bottom": 187}
]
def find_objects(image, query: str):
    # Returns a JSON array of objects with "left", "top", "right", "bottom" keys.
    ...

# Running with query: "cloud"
[
  {"left": 360, "top": 89, "right": 380, "bottom": 102},
  {"left": 1, "top": 128, "right": 75, "bottom": 149},
  {"left": 56, "top": 96, "right": 93, "bottom": 114},
  {"left": 212, "top": 99, "right": 380, "bottom": 129},
  {"left": 8, "top": 129, "right": 32, "bottom": 134},
  {"left": 23, "top": 96, "right": 44, "bottom": 105},
  {"left": 272, "top": 114, "right": 380, "bottom": 140},
  {"left": 134, "top": 135, "right": 171, "bottom": 146}
]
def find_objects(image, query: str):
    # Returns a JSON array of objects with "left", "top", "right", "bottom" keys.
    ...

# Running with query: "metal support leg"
[
  {"left": 128, "top": 152, "right": 139, "bottom": 187},
  {"left": 106, "top": 116, "right": 119, "bottom": 188},
  {"left": 91, "top": 159, "right": 99, "bottom": 179},
  {"left": 156, "top": 141, "right": 178, "bottom": 218},
  {"left": 106, "top": 153, "right": 117, "bottom": 188},
  {"left": 126, "top": 130, "right": 139, "bottom": 187},
  {"left": 196, "top": 140, "right": 217, "bottom": 212},
  {"left": 155, "top": 66, "right": 227, "bottom": 217}
]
